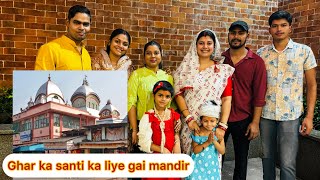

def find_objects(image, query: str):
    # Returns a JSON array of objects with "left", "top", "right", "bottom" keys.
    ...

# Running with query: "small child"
[
  {"left": 187, "top": 100, "right": 225, "bottom": 180},
  {"left": 138, "top": 80, "right": 181, "bottom": 155}
]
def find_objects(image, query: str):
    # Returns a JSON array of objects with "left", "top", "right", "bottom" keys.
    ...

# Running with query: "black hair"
[
  {"left": 143, "top": 40, "right": 163, "bottom": 69},
  {"left": 196, "top": 30, "right": 216, "bottom": 46},
  {"left": 152, "top": 81, "right": 174, "bottom": 97},
  {"left": 68, "top": 5, "right": 91, "bottom": 22},
  {"left": 106, "top": 28, "right": 131, "bottom": 56},
  {"left": 268, "top": 10, "right": 293, "bottom": 26}
]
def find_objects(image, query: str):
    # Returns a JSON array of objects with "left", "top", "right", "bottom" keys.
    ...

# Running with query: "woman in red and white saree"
[{"left": 173, "top": 29, "right": 235, "bottom": 155}]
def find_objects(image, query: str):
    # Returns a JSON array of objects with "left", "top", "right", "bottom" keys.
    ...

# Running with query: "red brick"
[
  {"left": 26, "top": 61, "right": 36, "bottom": 69},
  {"left": 1, "top": 1, "right": 13, "bottom": 7},
  {"left": 0, "top": 14, "right": 14, "bottom": 21},
  {"left": 0, "top": 55, "right": 14, "bottom": 61},
  {"left": 90, "top": 28, "right": 104, "bottom": 34},
  {"left": 36, "top": 4, "right": 57, "bottom": 11},
  {"left": 139, "top": 8, "right": 155, "bottom": 14},
  {"left": 36, "top": 17, "right": 56, "bottom": 24},
  {"left": 15, "top": 55, "right": 35, "bottom": 62},
  {"left": 36, "top": 30, "right": 57, "bottom": 37},
  {"left": 0, "top": 68, "right": 14, "bottom": 74},
  {"left": 25, "top": 49, "right": 38, "bottom": 56},
  {"left": 14, "top": 15, "right": 36, "bottom": 22},
  {"left": 0, "top": 41, "right": 14, "bottom": 47},
  {"left": 14, "top": 2, "right": 35, "bottom": 9},
  {"left": 172, "top": 1, "right": 187, "bottom": 7},
  {"left": 0, "top": 28, "right": 14, "bottom": 34},
  {"left": 25, "top": 36, "right": 47, "bottom": 43},
  {"left": 164, "top": 5, "right": 179, "bottom": 12},
  {"left": 15, "top": 42, "right": 36, "bottom": 49},
  {"left": 2, "top": 7, "right": 23, "bottom": 14},
  {"left": 116, "top": 0, "right": 132, "bottom": 7},
  {"left": 148, "top": 3, "right": 164, "bottom": 10},
  {"left": 148, "top": 15, "right": 164, "bottom": 21},
  {"left": 46, "top": 0, "right": 66, "bottom": 5},
  {"left": 4, "top": 74, "right": 13, "bottom": 81},
  {"left": 3, "top": 35, "right": 25, "bottom": 42},
  {"left": 4, "top": 61, "right": 25, "bottom": 68},
  {"left": 86, "top": 40, "right": 105, "bottom": 47},
  {"left": 4, "top": 48, "right": 25, "bottom": 55},
  {"left": 24, "top": 23, "right": 45, "bottom": 30},
  {"left": 179, "top": 7, "right": 194, "bottom": 13},
  {"left": 103, "top": 4, "right": 121, "bottom": 12},
  {"left": 46, "top": 24, "right": 66, "bottom": 31},
  {"left": 96, "top": 0, "right": 113, "bottom": 4}
]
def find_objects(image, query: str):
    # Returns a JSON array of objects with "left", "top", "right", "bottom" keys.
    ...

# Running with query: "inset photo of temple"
[{"left": 12, "top": 71, "right": 128, "bottom": 154}]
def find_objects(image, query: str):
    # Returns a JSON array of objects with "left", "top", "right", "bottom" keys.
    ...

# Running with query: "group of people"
[{"left": 34, "top": 5, "right": 317, "bottom": 180}]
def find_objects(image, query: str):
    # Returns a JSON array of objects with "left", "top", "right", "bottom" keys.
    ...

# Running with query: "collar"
[
  {"left": 270, "top": 38, "right": 293, "bottom": 52},
  {"left": 61, "top": 35, "right": 85, "bottom": 48},
  {"left": 144, "top": 67, "right": 163, "bottom": 75},
  {"left": 222, "top": 47, "right": 254, "bottom": 60}
]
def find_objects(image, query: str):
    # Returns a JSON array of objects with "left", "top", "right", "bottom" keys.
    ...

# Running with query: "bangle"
[
  {"left": 219, "top": 122, "right": 228, "bottom": 129},
  {"left": 132, "top": 129, "right": 138, "bottom": 132},
  {"left": 218, "top": 125, "right": 227, "bottom": 131},
  {"left": 185, "top": 115, "right": 194, "bottom": 124}
]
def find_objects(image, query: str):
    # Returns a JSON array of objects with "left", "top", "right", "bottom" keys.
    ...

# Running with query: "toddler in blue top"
[{"left": 187, "top": 100, "right": 225, "bottom": 180}]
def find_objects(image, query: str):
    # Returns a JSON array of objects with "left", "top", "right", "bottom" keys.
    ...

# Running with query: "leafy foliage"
[{"left": 0, "top": 87, "right": 12, "bottom": 124}]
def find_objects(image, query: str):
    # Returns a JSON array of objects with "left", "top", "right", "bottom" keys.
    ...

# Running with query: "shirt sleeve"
[
  {"left": 221, "top": 77, "right": 232, "bottom": 97},
  {"left": 34, "top": 44, "right": 56, "bottom": 70},
  {"left": 127, "top": 70, "right": 139, "bottom": 112},
  {"left": 137, "top": 114, "right": 153, "bottom": 153},
  {"left": 303, "top": 46, "right": 317, "bottom": 70},
  {"left": 253, "top": 57, "right": 267, "bottom": 107}
]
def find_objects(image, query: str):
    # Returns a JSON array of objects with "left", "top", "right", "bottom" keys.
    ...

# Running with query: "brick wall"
[
  {"left": 279, "top": 0, "right": 320, "bottom": 98},
  {"left": 0, "top": 0, "right": 278, "bottom": 86}
]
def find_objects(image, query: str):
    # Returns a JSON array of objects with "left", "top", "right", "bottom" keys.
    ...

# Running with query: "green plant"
[{"left": 0, "top": 87, "right": 12, "bottom": 124}]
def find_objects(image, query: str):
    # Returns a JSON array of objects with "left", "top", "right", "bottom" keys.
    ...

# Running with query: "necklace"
[{"left": 154, "top": 107, "right": 167, "bottom": 153}]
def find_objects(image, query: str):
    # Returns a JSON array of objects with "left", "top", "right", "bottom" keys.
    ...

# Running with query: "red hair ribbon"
[{"left": 154, "top": 82, "right": 163, "bottom": 93}]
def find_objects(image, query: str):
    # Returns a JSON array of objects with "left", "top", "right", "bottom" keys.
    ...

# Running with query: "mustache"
[{"left": 231, "top": 39, "right": 241, "bottom": 42}]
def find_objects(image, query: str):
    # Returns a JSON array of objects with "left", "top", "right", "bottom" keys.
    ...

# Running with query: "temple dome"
[
  {"left": 99, "top": 100, "right": 120, "bottom": 119},
  {"left": 70, "top": 76, "right": 100, "bottom": 117},
  {"left": 70, "top": 77, "right": 100, "bottom": 102},
  {"left": 34, "top": 75, "right": 65, "bottom": 104}
]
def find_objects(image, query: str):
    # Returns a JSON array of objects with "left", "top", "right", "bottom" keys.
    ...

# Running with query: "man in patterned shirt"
[{"left": 257, "top": 10, "right": 317, "bottom": 180}]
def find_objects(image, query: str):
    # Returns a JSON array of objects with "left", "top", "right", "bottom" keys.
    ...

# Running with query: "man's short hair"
[
  {"left": 268, "top": 10, "right": 292, "bottom": 26},
  {"left": 68, "top": 5, "right": 91, "bottom": 22}
]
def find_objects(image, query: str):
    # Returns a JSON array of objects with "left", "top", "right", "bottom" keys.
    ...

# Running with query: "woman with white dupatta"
[{"left": 173, "top": 29, "right": 235, "bottom": 155}]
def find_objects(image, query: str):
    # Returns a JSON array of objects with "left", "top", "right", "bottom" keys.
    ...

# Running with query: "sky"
[{"left": 13, "top": 71, "right": 127, "bottom": 118}]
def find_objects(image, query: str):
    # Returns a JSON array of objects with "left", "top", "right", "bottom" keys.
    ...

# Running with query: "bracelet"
[
  {"left": 185, "top": 115, "right": 194, "bottom": 124},
  {"left": 132, "top": 129, "right": 138, "bottom": 132},
  {"left": 218, "top": 122, "right": 228, "bottom": 129},
  {"left": 218, "top": 125, "right": 227, "bottom": 131}
]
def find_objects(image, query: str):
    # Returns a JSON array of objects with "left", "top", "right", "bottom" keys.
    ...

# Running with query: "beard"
[{"left": 229, "top": 39, "right": 247, "bottom": 49}]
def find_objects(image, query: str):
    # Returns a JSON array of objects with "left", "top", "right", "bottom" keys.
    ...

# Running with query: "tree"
[{"left": 0, "top": 87, "right": 12, "bottom": 124}]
